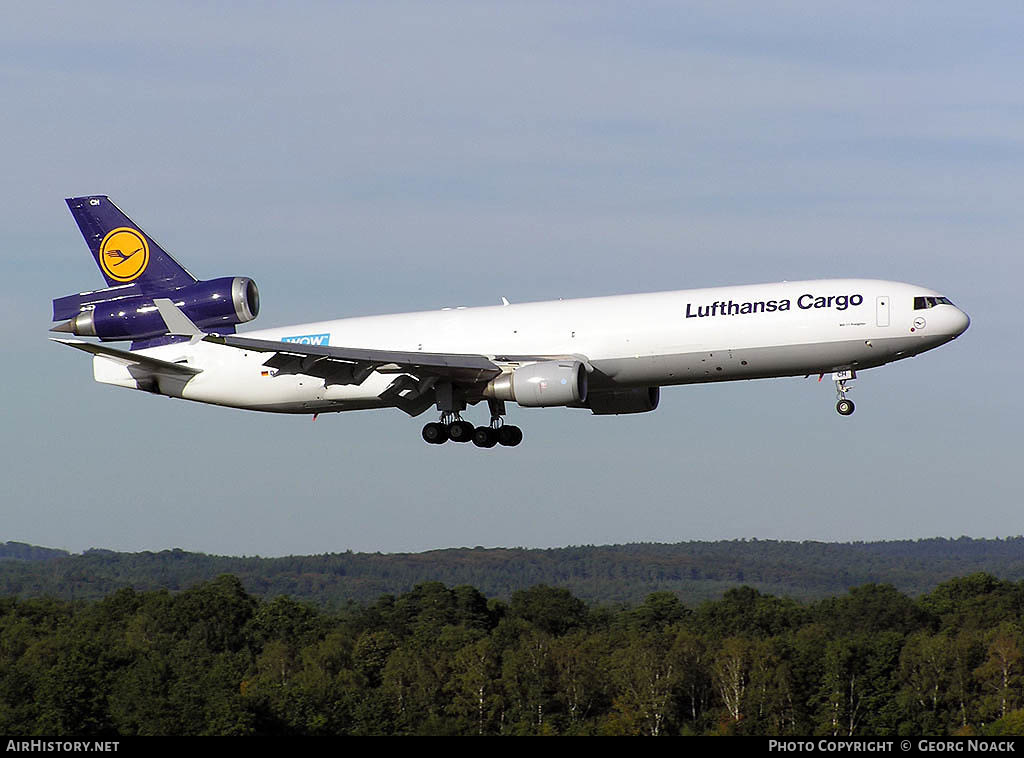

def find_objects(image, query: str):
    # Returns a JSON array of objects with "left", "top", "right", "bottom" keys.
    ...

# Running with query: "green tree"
[
  {"left": 815, "top": 637, "right": 863, "bottom": 737},
  {"left": 509, "top": 585, "right": 588, "bottom": 636},
  {"left": 673, "top": 628, "right": 713, "bottom": 729},
  {"left": 713, "top": 636, "right": 750, "bottom": 725},
  {"left": 746, "top": 637, "right": 798, "bottom": 735},
  {"left": 898, "top": 631, "right": 952, "bottom": 733},
  {"left": 975, "top": 624, "right": 1023, "bottom": 721},
  {"left": 551, "top": 630, "right": 608, "bottom": 733},
  {"left": 501, "top": 629, "right": 557, "bottom": 734},
  {"left": 352, "top": 629, "right": 398, "bottom": 688},
  {"left": 607, "top": 631, "right": 679, "bottom": 736},
  {"left": 631, "top": 592, "right": 689, "bottom": 631},
  {"left": 447, "top": 637, "right": 503, "bottom": 735}
]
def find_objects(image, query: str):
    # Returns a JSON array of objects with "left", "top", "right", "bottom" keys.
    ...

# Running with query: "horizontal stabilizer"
[
  {"left": 153, "top": 298, "right": 205, "bottom": 342},
  {"left": 51, "top": 339, "right": 202, "bottom": 377}
]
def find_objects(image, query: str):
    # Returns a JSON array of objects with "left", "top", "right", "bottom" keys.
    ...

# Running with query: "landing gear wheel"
[
  {"left": 831, "top": 372, "right": 856, "bottom": 418},
  {"left": 472, "top": 426, "right": 498, "bottom": 448},
  {"left": 836, "top": 399, "right": 855, "bottom": 416},
  {"left": 422, "top": 422, "right": 449, "bottom": 444},
  {"left": 497, "top": 425, "right": 523, "bottom": 447},
  {"left": 448, "top": 419, "right": 475, "bottom": 443}
]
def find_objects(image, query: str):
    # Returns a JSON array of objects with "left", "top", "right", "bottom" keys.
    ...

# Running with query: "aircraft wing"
[
  {"left": 148, "top": 298, "right": 503, "bottom": 415},
  {"left": 52, "top": 338, "right": 203, "bottom": 378},
  {"left": 203, "top": 334, "right": 505, "bottom": 416},
  {"left": 205, "top": 334, "right": 503, "bottom": 386}
]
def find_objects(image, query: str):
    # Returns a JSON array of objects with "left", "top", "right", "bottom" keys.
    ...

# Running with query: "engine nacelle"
[
  {"left": 484, "top": 360, "right": 588, "bottom": 407},
  {"left": 585, "top": 387, "right": 660, "bottom": 415},
  {"left": 54, "top": 277, "right": 260, "bottom": 342}
]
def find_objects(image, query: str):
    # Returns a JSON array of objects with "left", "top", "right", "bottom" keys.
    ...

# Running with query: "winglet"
[{"left": 153, "top": 298, "right": 205, "bottom": 344}]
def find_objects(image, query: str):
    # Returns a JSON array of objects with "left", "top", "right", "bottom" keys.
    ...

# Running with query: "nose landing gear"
[{"left": 833, "top": 370, "right": 855, "bottom": 416}]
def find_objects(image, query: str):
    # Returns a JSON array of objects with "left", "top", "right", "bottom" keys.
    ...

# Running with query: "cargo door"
[{"left": 876, "top": 295, "right": 890, "bottom": 327}]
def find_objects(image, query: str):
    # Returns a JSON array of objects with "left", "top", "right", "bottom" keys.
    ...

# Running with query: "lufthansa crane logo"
[{"left": 99, "top": 227, "right": 150, "bottom": 282}]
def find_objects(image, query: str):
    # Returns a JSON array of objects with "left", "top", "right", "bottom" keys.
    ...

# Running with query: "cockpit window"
[{"left": 914, "top": 296, "right": 954, "bottom": 310}]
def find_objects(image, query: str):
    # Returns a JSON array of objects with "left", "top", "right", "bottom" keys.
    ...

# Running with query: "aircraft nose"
[{"left": 952, "top": 308, "right": 970, "bottom": 336}]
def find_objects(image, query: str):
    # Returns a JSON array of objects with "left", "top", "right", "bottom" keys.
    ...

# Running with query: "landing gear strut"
[
  {"left": 481, "top": 399, "right": 522, "bottom": 448},
  {"left": 421, "top": 389, "right": 524, "bottom": 447},
  {"left": 834, "top": 371, "right": 855, "bottom": 416},
  {"left": 422, "top": 412, "right": 474, "bottom": 445}
]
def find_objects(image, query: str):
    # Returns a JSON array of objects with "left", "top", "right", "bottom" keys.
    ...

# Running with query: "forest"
[
  {"left": 4, "top": 536, "right": 1024, "bottom": 607},
  {"left": 3, "top": 573, "right": 1024, "bottom": 736}
]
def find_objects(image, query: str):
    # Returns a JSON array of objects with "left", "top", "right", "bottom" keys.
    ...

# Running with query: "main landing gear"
[
  {"left": 834, "top": 371, "right": 855, "bottom": 416},
  {"left": 421, "top": 415, "right": 523, "bottom": 448},
  {"left": 421, "top": 396, "right": 523, "bottom": 448}
]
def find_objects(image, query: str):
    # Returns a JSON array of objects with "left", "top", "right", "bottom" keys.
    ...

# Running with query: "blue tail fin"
[{"left": 65, "top": 196, "right": 197, "bottom": 293}]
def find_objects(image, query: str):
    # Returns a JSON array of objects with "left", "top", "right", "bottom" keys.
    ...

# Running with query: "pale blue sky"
[{"left": 1, "top": 2, "right": 1020, "bottom": 556}]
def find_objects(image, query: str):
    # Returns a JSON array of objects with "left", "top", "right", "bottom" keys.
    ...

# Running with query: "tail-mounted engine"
[{"left": 52, "top": 276, "right": 260, "bottom": 342}]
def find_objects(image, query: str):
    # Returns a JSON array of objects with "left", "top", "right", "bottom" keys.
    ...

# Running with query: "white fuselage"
[{"left": 94, "top": 279, "right": 970, "bottom": 415}]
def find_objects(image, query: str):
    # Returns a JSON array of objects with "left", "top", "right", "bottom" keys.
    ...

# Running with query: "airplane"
[{"left": 51, "top": 195, "right": 970, "bottom": 448}]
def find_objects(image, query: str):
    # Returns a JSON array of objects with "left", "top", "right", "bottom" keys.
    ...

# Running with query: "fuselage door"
[{"left": 876, "top": 295, "right": 890, "bottom": 327}]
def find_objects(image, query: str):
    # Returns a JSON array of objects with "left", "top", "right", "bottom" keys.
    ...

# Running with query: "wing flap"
[{"left": 206, "top": 334, "right": 502, "bottom": 386}]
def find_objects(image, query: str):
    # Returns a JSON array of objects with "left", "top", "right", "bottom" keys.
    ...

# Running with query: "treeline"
[
  {"left": 4, "top": 537, "right": 1024, "bottom": 607},
  {"left": 4, "top": 574, "right": 1024, "bottom": 735}
]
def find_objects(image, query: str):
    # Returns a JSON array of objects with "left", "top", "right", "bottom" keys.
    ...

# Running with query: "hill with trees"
[{"left": 3, "top": 537, "right": 1024, "bottom": 607}]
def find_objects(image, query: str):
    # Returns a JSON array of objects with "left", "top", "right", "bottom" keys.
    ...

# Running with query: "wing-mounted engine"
[
  {"left": 52, "top": 276, "right": 259, "bottom": 342},
  {"left": 584, "top": 386, "right": 660, "bottom": 415},
  {"left": 483, "top": 360, "right": 588, "bottom": 407}
]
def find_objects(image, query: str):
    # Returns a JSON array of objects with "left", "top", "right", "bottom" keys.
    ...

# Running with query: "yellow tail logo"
[{"left": 99, "top": 227, "right": 150, "bottom": 282}]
